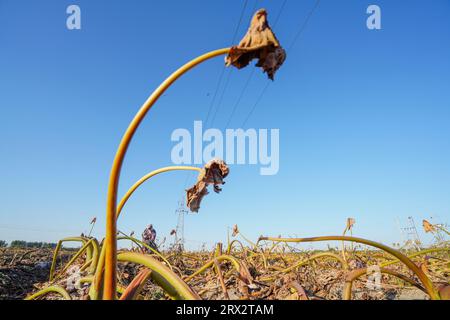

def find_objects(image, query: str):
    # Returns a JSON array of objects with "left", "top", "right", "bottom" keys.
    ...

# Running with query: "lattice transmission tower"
[
  {"left": 399, "top": 216, "right": 422, "bottom": 248},
  {"left": 174, "top": 200, "right": 189, "bottom": 251}
]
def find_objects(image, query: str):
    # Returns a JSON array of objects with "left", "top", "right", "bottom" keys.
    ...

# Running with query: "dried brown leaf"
[
  {"left": 422, "top": 219, "right": 436, "bottom": 233},
  {"left": 232, "top": 224, "right": 239, "bottom": 237},
  {"left": 186, "top": 159, "right": 229, "bottom": 212},
  {"left": 225, "top": 9, "right": 286, "bottom": 80}
]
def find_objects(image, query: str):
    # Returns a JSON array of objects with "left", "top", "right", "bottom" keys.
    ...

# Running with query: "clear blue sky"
[{"left": 0, "top": 0, "right": 449, "bottom": 249}]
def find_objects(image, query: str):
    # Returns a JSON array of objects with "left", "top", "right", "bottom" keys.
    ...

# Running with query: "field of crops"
[
  {"left": 1, "top": 229, "right": 448, "bottom": 300},
  {"left": 1, "top": 5, "right": 449, "bottom": 303}
]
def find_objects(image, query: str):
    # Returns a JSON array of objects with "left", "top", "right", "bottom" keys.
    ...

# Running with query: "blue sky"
[{"left": 0, "top": 0, "right": 449, "bottom": 249}]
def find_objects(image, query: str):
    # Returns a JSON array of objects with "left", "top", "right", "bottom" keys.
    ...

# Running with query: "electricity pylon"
[
  {"left": 400, "top": 216, "right": 422, "bottom": 249},
  {"left": 174, "top": 200, "right": 188, "bottom": 251}
]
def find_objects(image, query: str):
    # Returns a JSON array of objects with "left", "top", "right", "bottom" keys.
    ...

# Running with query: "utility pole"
[
  {"left": 174, "top": 200, "right": 188, "bottom": 251},
  {"left": 400, "top": 216, "right": 422, "bottom": 248}
]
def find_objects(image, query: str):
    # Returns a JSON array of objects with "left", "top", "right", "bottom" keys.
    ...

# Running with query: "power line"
[
  {"left": 208, "top": 0, "right": 253, "bottom": 129},
  {"left": 252, "top": 0, "right": 261, "bottom": 12},
  {"left": 209, "top": 68, "right": 233, "bottom": 127},
  {"left": 272, "top": 0, "right": 288, "bottom": 27},
  {"left": 241, "top": 81, "right": 271, "bottom": 127},
  {"left": 0, "top": 225, "right": 81, "bottom": 234},
  {"left": 180, "top": 0, "right": 252, "bottom": 195},
  {"left": 239, "top": 0, "right": 321, "bottom": 127},
  {"left": 204, "top": 67, "right": 227, "bottom": 126},
  {"left": 230, "top": 0, "right": 251, "bottom": 48},
  {"left": 204, "top": 0, "right": 249, "bottom": 128},
  {"left": 225, "top": 0, "right": 289, "bottom": 129},
  {"left": 287, "top": 0, "right": 321, "bottom": 51},
  {"left": 223, "top": 68, "right": 256, "bottom": 130}
]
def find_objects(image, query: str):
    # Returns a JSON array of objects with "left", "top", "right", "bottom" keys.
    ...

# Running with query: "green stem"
[
  {"left": 117, "top": 235, "right": 172, "bottom": 269},
  {"left": 380, "top": 247, "right": 450, "bottom": 267},
  {"left": 259, "top": 235, "right": 441, "bottom": 300},
  {"left": 271, "top": 252, "right": 348, "bottom": 273},
  {"left": 49, "top": 237, "right": 89, "bottom": 281},
  {"left": 25, "top": 285, "right": 71, "bottom": 300},
  {"left": 343, "top": 267, "right": 426, "bottom": 300},
  {"left": 184, "top": 255, "right": 242, "bottom": 283},
  {"left": 117, "top": 251, "right": 200, "bottom": 300},
  {"left": 51, "top": 238, "right": 97, "bottom": 282}
]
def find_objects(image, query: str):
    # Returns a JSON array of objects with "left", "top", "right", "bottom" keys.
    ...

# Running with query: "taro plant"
[
  {"left": 258, "top": 235, "right": 443, "bottom": 299},
  {"left": 99, "top": 8, "right": 286, "bottom": 299},
  {"left": 24, "top": 7, "right": 446, "bottom": 302},
  {"left": 28, "top": 9, "right": 287, "bottom": 298}
]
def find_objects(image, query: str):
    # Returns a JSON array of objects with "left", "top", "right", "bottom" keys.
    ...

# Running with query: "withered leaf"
[
  {"left": 422, "top": 219, "right": 436, "bottom": 233},
  {"left": 186, "top": 159, "right": 229, "bottom": 213},
  {"left": 225, "top": 9, "right": 286, "bottom": 80},
  {"left": 232, "top": 224, "right": 239, "bottom": 237},
  {"left": 346, "top": 218, "right": 355, "bottom": 231}
]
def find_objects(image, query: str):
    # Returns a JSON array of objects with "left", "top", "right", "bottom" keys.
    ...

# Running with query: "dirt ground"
[
  {"left": 0, "top": 246, "right": 447, "bottom": 300},
  {"left": 0, "top": 248, "right": 73, "bottom": 300}
]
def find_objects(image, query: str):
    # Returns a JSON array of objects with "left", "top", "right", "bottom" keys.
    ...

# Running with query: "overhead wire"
[
  {"left": 163, "top": 0, "right": 321, "bottom": 248},
  {"left": 225, "top": 0, "right": 289, "bottom": 129},
  {"left": 239, "top": 0, "right": 321, "bottom": 128},
  {"left": 179, "top": 0, "right": 252, "bottom": 200},
  {"left": 207, "top": 0, "right": 253, "bottom": 128},
  {"left": 203, "top": 0, "right": 249, "bottom": 126}
]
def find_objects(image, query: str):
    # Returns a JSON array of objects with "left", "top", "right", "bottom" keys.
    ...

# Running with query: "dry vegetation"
[
  {"left": 1, "top": 8, "right": 449, "bottom": 302},
  {"left": 0, "top": 247, "right": 75, "bottom": 299},
  {"left": 1, "top": 226, "right": 448, "bottom": 300}
]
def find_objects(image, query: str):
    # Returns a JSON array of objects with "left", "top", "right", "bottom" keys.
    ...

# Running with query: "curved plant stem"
[
  {"left": 80, "top": 258, "right": 93, "bottom": 272},
  {"left": 214, "top": 259, "right": 229, "bottom": 299},
  {"left": 103, "top": 48, "right": 230, "bottom": 299},
  {"left": 259, "top": 235, "right": 441, "bottom": 300},
  {"left": 271, "top": 252, "right": 348, "bottom": 273},
  {"left": 343, "top": 267, "right": 427, "bottom": 300},
  {"left": 380, "top": 247, "right": 450, "bottom": 267},
  {"left": 226, "top": 239, "right": 245, "bottom": 254},
  {"left": 341, "top": 227, "right": 349, "bottom": 264},
  {"left": 88, "top": 238, "right": 100, "bottom": 274},
  {"left": 89, "top": 240, "right": 106, "bottom": 300},
  {"left": 435, "top": 225, "right": 450, "bottom": 236},
  {"left": 51, "top": 238, "right": 98, "bottom": 282},
  {"left": 259, "top": 252, "right": 347, "bottom": 282},
  {"left": 252, "top": 250, "right": 268, "bottom": 269},
  {"left": 92, "top": 166, "right": 202, "bottom": 299},
  {"left": 214, "top": 243, "right": 223, "bottom": 257},
  {"left": 88, "top": 220, "right": 96, "bottom": 237},
  {"left": 119, "top": 269, "right": 152, "bottom": 300},
  {"left": 25, "top": 285, "right": 71, "bottom": 300},
  {"left": 79, "top": 276, "right": 94, "bottom": 284},
  {"left": 237, "top": 232, "right": 258, "bottom": 250},
  {"left": 117, "top": 235, "right": 172, "bottom": 269},
  {"left": 184, "top": 255, "right": 242, "bottom": 283},
  {"left": 116, "top": 166, "right": 202, "bottom": 219},
  {"left": 49, "top": 237, "right": 89, "bottom": 281},
  {"left": 117, "top": 251, "right": 200, "bottom": 300},
  {"left": 267, "top": 241, "right": 283, "bottom": 254}
]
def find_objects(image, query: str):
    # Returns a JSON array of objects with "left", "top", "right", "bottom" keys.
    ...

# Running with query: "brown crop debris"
[
  {"left": 225, "top": 9, "right": 286, "bottom": 80},
  {"left": 186, "top": 159, "right": 229, "bottom": 213}
]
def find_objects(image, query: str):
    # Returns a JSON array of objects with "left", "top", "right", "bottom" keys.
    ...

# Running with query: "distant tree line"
[{"left": 4, "top": 240, "right": 57, "bottom": 248}]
